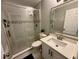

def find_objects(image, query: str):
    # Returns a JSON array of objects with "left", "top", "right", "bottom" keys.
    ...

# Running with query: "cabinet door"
[
  {"left": 51, "top": 48, "right": 68, "bottom": 59},
  {"left": 42, "top": 43, "right": 68, "bottom": 59},
  {"left": 42, "top": 43, "right": 51, "bottom": 59}
]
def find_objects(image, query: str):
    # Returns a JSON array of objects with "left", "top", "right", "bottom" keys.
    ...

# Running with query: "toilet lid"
[{"left": 32, "top": 41, "right": 42, "bottom": 47}]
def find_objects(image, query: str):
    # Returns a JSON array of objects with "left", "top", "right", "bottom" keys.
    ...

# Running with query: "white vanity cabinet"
[{"left": 42, "top": 43, "right": 68, "bottom": 59}]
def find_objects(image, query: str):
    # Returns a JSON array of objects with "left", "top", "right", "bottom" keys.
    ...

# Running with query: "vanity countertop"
[{"left": 40, "top": 34, "right": 77, "bottom": 59}]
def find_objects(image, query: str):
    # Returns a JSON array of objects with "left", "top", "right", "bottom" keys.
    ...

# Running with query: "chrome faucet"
[{"left": 57, "top": 34, "right": 63, "bottom": 40}]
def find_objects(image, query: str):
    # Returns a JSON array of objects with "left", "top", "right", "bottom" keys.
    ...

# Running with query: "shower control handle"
[
  {"left": 5, "top": 52, "right": 10, "bottom": 57},
  {"left": 3, "top": 51, "right": 10, "bottom": 59},
  {"left": 3, "top": 19, "right": 10, "bottom": 28},
  {"left": 6, "top": 30, "right": 11, "bottom": 37}
]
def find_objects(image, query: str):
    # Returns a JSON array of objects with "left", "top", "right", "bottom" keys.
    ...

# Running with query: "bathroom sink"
[
  {"left": 41, "top": 35, "right": 77, "bottom": 59},
  {"left": 47, "top": 38, "right": 67, "bottom": 48}
]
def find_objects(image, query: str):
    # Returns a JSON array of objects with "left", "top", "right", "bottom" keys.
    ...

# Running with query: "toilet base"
[{"left": 32, "top": 48, "right": 42, "bottom": 59}]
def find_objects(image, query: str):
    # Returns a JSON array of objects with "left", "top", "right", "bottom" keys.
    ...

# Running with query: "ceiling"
[{"left": 2, "top": 0, "right": 41, "bottom": 7}]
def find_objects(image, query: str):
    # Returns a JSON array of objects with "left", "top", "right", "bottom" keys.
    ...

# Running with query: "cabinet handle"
[
  {"left": 48, "top": 49, "right": 50, "bottom": 54},
  {"left": 50, "top": 51, "right": 52, "bottom": 56},
  {"left": 48, "top": 49, "right": 53, "bottom": 57}
]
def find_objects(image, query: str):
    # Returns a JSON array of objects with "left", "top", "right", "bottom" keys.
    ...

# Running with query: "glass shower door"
[
  {"left": 9, "top": 13, "right": 35, "bottom": 55},
  {"left": 4, "top": 5, "right": 36, "bottom": 55}
]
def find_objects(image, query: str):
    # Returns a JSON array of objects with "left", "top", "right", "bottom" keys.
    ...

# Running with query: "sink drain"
[{"left": 56, "top": 45, "right": 58, "bottom": 47}]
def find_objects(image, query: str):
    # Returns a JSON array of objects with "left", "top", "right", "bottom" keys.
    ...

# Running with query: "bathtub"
[{"left": 11, "top": 47, "right": 33, "bottom": 59}]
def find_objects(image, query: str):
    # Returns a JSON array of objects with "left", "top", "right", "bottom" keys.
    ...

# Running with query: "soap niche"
[
  {"left": 57, "top": 0, "right": 71, "bottom": 2},
  {"left": 57, "top": 0, "right": 61, "bottom": 2}
]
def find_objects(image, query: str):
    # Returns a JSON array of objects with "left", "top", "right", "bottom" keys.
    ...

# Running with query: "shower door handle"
[{"left": 6, "top": 30, "right": 11, "bottom": 37}]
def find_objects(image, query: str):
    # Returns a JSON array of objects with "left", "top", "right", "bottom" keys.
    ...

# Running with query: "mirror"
[{"left": 50, "top": 0, "right": 78, "bottom": 37}]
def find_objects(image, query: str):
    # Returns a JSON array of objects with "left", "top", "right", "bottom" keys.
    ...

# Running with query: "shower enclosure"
[{"left": 2, "top": 2, "right": 40, "bottom": 58}]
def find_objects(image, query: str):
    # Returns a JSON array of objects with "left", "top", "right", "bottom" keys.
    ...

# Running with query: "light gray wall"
[
  {"left": 41, "top": 0, "right": 65, "bottom": 34},
  {"left": 34, "top": 2, "right": 41, "bottom": 9},
  {"left": 35, "top": 0, "right": 64, "bottom": 34},
  {"left": 34, "top": 2, "right": 42, "bottom": 32}
]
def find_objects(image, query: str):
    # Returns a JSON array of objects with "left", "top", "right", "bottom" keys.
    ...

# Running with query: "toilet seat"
[{"left": 32, "top": 41, "right": 42, "bottom": 48}]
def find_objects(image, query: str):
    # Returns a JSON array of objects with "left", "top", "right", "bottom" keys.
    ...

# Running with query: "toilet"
[
  {"left": 32, "top": 33, "right": 47, "bottom": 59},
  {"left": 32, "top": 40, "right": 42, "bottom": 59}
]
